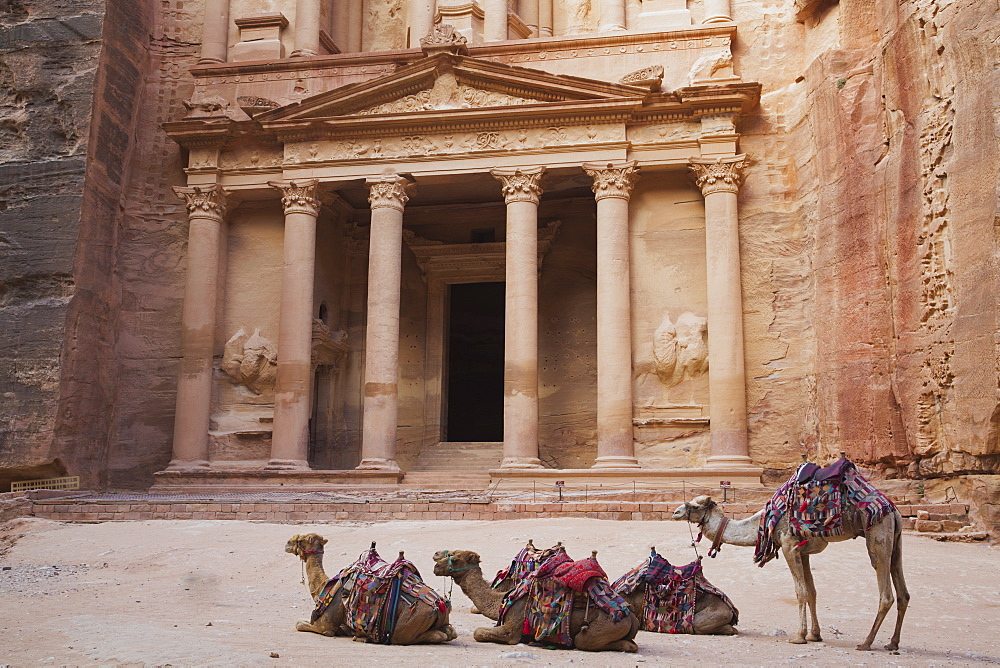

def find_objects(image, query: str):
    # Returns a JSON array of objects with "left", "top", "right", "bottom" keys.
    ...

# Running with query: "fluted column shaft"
[
  {"left": 357, "top": 175, "right": 412, "bottom": 471},
  {"left": 689, "top": 155, "right": 750, "bottom": 466},
  {"left": 484, "top": 0, "right": 508, "bottom": 41},
  {"left": 199, "top": 0, "right": 230, "bottom": 64},
  {"left": 585, "top": 162, "right": 641, "bottom": 468},
  {"left": 268, "top": 180, "right": 321, "bottom": 469},
  {"left": 169, "top": 186, "right": 228, "bottom": 469},
  {"left": 492, "top": 167, "right": 546, "bottom": 469},
  {"left": 292, "top": 0, "right": 322, "bottom": 56}
]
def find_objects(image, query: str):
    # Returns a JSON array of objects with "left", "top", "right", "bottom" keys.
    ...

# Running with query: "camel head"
[
  {"left": 432, "top": 549, "right": 481, "bottom": 577},
  {"left": 285, "top": 533, "right": 328, "bottom": 560},
  {"left": 671, "top": 495, "right": 718, "bottom": 524}
]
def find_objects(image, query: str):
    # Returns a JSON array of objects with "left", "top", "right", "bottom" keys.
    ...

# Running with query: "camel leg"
[
  {"left": 573, "top": 616, "right": 638, "bottom": 653},
  {"left": 800, "top": 554, "right": 823, "bottom": 642},
  {"left": 693, "top": 594, "right": 739, "bottom": 635},
  {"left": 885, "top": 524, "right": 909, "bottom": 650},
  {"left": 295, "top": 619, "right": 338, "bottom": 636},
  {"left": 856, "top": 530, "right": 896, "bottom": 651},
  {"left": 410, "top": 625, "right": 457, "bottom": 644},
  {"left": 780, "top": 542, "right": 810, "bottom": 644},
  {"left": 473, "top": 621, "right": 523, "bottom": 645}
]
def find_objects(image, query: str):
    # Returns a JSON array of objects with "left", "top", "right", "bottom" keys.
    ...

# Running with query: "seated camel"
[
  {"left": 433, "top": 547, "right": 639, "bottom": 652},
  {"left": 285, "top": 533, "right": 457, "bottom": 644},
  {"left": 613, "top": 547, "right": 738, "bottom": 635}
]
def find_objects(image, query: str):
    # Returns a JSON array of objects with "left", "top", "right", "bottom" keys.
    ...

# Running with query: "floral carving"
[
  {"left": 491, "top": 167, "right": 546, "bottom": 204},
  {"left": 354, "top": 85, "right": 542, "bottom": 116},
  {"left": 269, "top": 180, "right": 321, "bottom": 216},
  {"left": 688, "top": 156, "right": 746, "bottom": 195},
  {"left": 620, "top": 65, "right": 664, "bottom": 91},
  {"left": 583, "top": 161, "right": 640, "bottom": 201},
  {"left": 173, "top": 185, "right": 228, "bottom": 221},
  {"left": 419, "top": 23, "right": 468, "bottom": 56},
  {"left": 367, "top": 175, "right": 412, "bottom": 211}
]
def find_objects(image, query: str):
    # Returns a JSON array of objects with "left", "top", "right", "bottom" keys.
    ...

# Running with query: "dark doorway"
[{"left": 446, "top": 282, "right": 505, "bottom": 441}]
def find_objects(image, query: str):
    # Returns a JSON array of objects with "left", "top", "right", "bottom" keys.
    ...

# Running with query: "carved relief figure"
[
  {"left": 562, "top": 0, "right": 593, "bottom": 33},
  {"left": 653, "top": 312, "right": 708, "bottom": 400},
  {"left": 221, "top": 328, "right": 278, "bottom": 394}
]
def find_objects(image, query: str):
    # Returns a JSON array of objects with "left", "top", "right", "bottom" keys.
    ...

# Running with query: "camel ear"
[
  {"left": 322, "top": 538, "right": 328, "bottom": 545},
  {"left": 462, "top": 551, "right": 481, "bottom": 565}
]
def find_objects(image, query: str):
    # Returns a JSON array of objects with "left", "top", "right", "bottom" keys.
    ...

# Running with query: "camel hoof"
[
  {"left": 294, "top": 621, "right": 312, "bottom": 633},
  {"left": 807, "top": 633, "right": 823, "bottom": 642},
  {"left": 856, "top": 643, "right": 873, "bottom": 651},
  {"left": 885, "top": 643, "right": 899, "bottom": 651},
  {"left": 788, "top": 637, "right": 808, "bottom": 645}
]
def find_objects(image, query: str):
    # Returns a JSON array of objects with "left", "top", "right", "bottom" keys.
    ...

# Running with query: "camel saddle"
[
  {"left": 754, "top": 457, "right": 896, "bottom": 567},
  {"left": 499, "top": 549, "right": 630, "bottom": 647}
]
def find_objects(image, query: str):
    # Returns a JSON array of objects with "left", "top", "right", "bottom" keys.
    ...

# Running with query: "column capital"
[
  {"left": 583, "top": 161, "right": 640, "bottom": 201},
  {"left": 689, "top": 154, "right": 747, "bottom": 196},
  {"left": 269, "top": 179, "right": 321, "bottom": 216},
  {"left": 366, "top": 174, "right": 413, "bottom": 212},
  {"left": 491, "top": 166, "right": 546, "bottom": 204},
  {"left": 173, "top": 184, "right": 228, "bottom": 221}
]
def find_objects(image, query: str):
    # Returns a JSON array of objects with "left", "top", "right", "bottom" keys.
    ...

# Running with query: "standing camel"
[
  {"left": 432, "top": 549, "right": 640, "bottom": 652},
  {"left": 285, "top": 533, "right": 457, "bottom": 644},
  {"left": 671, "top": 495, "right": 908, "bottom": 651}
]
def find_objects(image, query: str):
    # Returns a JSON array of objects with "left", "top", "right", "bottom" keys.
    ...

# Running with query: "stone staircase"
[{"left": 409, "top": 441, "right": 503, "bottom": 472}]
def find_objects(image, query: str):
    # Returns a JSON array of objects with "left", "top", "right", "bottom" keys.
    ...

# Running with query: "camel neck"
[
  {"left": 453, "top": 565, "right": 505, "bottom": 621},
  {"left": 303, "top": 553, "right": 329, "bottom": 599},
  {"left": 702, "top": 507, "right": 765, "bottom": 548}
]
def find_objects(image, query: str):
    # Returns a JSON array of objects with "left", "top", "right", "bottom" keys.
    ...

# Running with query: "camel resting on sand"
[
  {"left": 285, "top": 534, "right": 457, "bottom": 644},
  {"left": 672, "top": 494, "right": 908, "bottom": 651},
  {"left": 433, "top": 548, "right": 640, "bottom": 652},
  {"left": 614, "top": 548, "right": 738, "bottom": 635}
]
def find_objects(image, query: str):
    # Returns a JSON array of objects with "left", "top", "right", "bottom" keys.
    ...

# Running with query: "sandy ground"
[{"left": 0, "top": 516, "right": 997, "bottom": 667}]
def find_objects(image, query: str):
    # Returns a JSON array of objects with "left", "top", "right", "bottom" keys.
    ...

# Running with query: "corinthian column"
[
  {"left": 267, "top": 180, "right": 321, "bottom": 470},
  {"left": 491, "top": 167, "right": 546, "bottom": 469},
  {"left": 357, "top": 174, "right": 413, "bottom": 471},
  {"left": 689, "top": 155, "right": 751, "bottom": 466},
  {"left": 584, "top": 162, "right": 641, "bottom": 468},
  {"left": 199, "top": 0, "right": 230, "bottom": 64},
  {"left": 168, "top": 185, "right": 228, "bottom": 469}
]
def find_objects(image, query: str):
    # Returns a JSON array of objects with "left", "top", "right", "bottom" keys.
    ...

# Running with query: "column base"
[
  {"left": 356, "top": 458, "right": 401, "bottom": 472},
  {"left": 591, "top": 456, "right": 641, "bottom": 469},
  {"left": 265, "top": 459, "right": 311, "bottom": 470},
  {"left": 500, "top": 457, "right": 544, "bottom": 469},
  {"left": 164, "top": 459, "right": 210, "bottom": 471},
  {"left": 705, "top": 454, "right": 753, "bottom": 467}
]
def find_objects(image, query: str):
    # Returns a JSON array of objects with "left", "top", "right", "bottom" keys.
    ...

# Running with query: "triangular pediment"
[{"left": 256, "top": 53, "right": 648, "bottom": 125}]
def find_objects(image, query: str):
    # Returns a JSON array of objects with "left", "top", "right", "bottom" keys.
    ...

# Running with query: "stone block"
[
  {"left": 940, "top": 520, "right": 965, "bottom": 532},
  {"left": 914, "top": 519, "right": 943, "bottom": 532}
]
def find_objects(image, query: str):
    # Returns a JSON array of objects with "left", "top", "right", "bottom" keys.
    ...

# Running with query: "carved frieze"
[{"left": 280, "top": 123, "right": 624, "bottom": 168}]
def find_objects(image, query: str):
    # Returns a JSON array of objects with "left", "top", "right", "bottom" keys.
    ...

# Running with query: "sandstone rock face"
[{"left": 736, "top": 0, "right": 999, "bottom": 477}]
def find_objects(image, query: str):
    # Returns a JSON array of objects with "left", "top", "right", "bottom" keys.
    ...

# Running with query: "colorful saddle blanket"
[
  {"left": 491, "top": 542, "right": 539, "bottom": 588},
  {"left": 613, "top": 552, "right": 738, "bottom": 634},
  {"left": 754, "top": 458, "right": 896, "bottom": 566},
  {"left": 311, "top": 547, "right": 446, "bottom": 644},
  {"left": 499, "top": 550, "right": 630, "bottom": 647}
]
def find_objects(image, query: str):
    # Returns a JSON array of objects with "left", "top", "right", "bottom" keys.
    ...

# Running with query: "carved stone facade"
[{"left": 2, "top": 0, "right": 997, "bottom": 497}]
